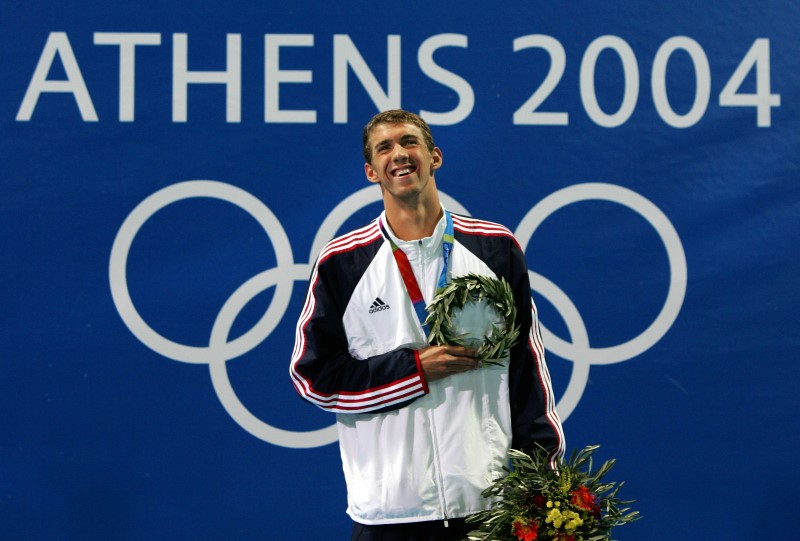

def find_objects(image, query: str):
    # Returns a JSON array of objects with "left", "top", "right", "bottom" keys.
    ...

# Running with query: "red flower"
[
  {"left": 533, "top": 495, "right": 547, "bottom": 508},
  {"left": 570, "top": 485, "right": 597, "bottom": 511},
  {"left": 513, "top": 519, "right": 539, "bottom": 541}
]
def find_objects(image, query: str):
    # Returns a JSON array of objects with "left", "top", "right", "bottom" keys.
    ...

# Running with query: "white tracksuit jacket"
[{"left": 290, "top": 208, "right": 564, "bottom": 525}]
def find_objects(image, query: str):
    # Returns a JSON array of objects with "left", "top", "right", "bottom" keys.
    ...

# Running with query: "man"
[{"left": 290, "top": 110, "right": 564, "bottom": 540}]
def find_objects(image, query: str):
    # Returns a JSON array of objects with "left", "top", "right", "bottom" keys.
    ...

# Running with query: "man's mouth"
[{"left": 393, "top": 166, "right": 415, "bottom": 177}]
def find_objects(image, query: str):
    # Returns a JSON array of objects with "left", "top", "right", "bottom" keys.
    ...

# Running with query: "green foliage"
[
  {"left": 467, "top": 445, "right": 641, "bottom": 541},
  {"left": 425, "top": 273, "right": 521, "bottom": 365}
]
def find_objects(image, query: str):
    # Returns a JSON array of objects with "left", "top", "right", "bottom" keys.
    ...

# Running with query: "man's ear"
[
  {"left": 431, "top": 147, "right": 443, "bottom": 171},
  {"left": 365, "top": 162, "right": 380, "bottom": 183}
]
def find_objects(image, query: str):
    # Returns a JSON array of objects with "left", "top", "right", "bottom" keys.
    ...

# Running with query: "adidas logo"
[{"left": 368, "top": 297, "right": 390, "bottom": 314}]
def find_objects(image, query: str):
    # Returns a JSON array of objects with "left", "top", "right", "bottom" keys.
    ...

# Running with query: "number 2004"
[{"left": 513, "top": 36, "right": 780, "bottom": 128}]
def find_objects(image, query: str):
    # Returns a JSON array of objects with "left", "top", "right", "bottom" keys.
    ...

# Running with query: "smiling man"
[
  {"left": 290, "top": 109, "right": 565, "bottom": 541},
  {"left": 363, "top": 118, "right": 442, "bottom": 232}
]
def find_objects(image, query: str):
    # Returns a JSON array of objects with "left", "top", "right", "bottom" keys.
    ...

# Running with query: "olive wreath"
[{"left": 424, "top": 273, "right": 521, "bottom": 366}]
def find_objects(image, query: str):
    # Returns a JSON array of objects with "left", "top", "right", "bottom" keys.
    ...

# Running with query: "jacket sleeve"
[
  {"left": 506, "top": 239, "right": 566, "bottom": 467},
  {"left": 289, "top": 250, "right": 429, "bottom": 414}
]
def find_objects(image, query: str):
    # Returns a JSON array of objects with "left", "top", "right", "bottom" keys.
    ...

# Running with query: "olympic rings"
[
  {"left": 516, "top": 183, "right": 687, "bottom": 419},
  {"left": 109, "top": 180, "right": 687, "bottom": 447}
]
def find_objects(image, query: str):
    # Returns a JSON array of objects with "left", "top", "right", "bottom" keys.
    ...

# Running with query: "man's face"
[{"left": 364, "top": 122, "right": 442, "bottom": 204}]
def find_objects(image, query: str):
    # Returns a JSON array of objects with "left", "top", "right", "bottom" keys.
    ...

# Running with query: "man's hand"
[{"left": 418, "top": 345, "right": 480, "bottom": 382}]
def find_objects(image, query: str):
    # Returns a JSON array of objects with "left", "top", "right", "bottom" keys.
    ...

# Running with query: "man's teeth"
[{"left": 396, "top": 168, "right": 412, "bottom": 176}]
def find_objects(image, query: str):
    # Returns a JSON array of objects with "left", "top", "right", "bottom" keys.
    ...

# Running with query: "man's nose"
[{"left": 392, "top": 145, "right": 409, "bottom": 161}]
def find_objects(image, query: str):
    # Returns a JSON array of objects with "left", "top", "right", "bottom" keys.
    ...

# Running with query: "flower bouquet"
[
  {"left": 467, "top": 445, "right": 640, "bottom": 541},
  {"left": 425, "top": 273, "right": 520, "bottom": 365}
]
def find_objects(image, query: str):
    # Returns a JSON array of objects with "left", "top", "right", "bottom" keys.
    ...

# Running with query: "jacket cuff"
[{"left": 414, "top": 350, "right": 429, "bottom": 394}]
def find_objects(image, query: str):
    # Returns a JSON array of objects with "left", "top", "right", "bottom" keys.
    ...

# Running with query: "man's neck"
[{"left": 383, "top": 195, "right": 443, "bottom": 241}]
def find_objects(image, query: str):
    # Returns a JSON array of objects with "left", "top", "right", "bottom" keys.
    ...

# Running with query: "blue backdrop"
[{"left": 2, "top": 2, "right": 798, "bottom": 539}]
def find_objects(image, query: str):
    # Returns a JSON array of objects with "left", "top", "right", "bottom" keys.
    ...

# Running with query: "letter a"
[{"left": 17, "top": 32, "right": 98, "bottom": 121}]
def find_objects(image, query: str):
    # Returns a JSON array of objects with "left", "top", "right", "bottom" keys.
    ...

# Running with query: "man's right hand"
[{"left": 418, "top": 345, "right": 480, "bottom": 382}]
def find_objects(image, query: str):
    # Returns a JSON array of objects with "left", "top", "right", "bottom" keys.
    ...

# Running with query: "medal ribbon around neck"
[{"left": 378, "top": 210, "right": 454, "bottom": 339}]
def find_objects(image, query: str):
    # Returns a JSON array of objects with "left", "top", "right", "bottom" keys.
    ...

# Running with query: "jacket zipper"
[
  {"left": 428, "top": 409, "right": 450, "bottom": 526},
  {"left": 417, "top": 238, "right": 449, "bottom": 525}
]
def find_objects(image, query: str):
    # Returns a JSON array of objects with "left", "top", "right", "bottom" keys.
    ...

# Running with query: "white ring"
[
  {"left": 207, "top": 263, "right": 339, "bottom": 449},
  {"left": 109, "top": 180, "right": 294, "bottom": 364},
  {"left": 516, "top": 182, "right": 687, "bottom": 365}
]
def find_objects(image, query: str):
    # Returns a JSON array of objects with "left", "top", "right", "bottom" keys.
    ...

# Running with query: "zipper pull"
[{"left": 444, "top": 519, "right": 449, "bottom": 528}]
